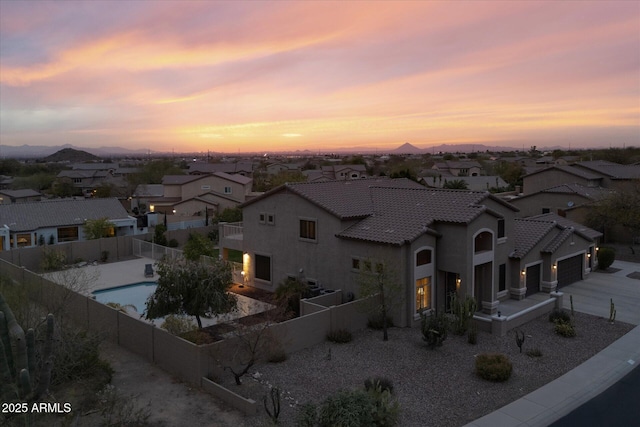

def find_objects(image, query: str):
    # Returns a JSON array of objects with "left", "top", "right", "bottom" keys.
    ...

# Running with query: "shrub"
[
  {"left": 161, "top": 315, "right": 197, "bottom": 335},
  {"left": 364, "top": 376, "right": 394, "bottom": 394},
  {"left": 526, "top": 348, "right": 543, "bottom": 358},
  {"left": 327, "top": 328, "right": 352, "bottom": 343},
  {"left": 296, "top": 403, "right": 318, "bottom": 427},
  {"left": 597, "top": 247, "right": 615, "bottom": 270},
  {"left": 317, "top": 387, "right": 400, "bottom": 427},
  {"left": 367, "top": 313, "right": 395, "bottom": 330},
  {"left": 549, "top": 309, "right": 571, "bottom": 325},
  {"left": 267, "top": 349, "right": 288, "bottom": 363},
  {"left": 42, "top": 248, "right": 67, "bottom": 271},
  {"left": 275, "top": 277, "right": 311, "bottom": 317},
  {"left": 555, "top": 322, "right": 576, "bottom": 337},
  {"left": 475, "top": 353, "right": 512, "bottom": 382},
  {"left": 421, "top": 312, "right": 448, "bottom": 349},
  {"left": 168, "top": 238, "right": 179, "bottom": 248}
]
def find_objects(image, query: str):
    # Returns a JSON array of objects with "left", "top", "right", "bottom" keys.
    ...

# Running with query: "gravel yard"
[{"left": 219, "top": 312, "right": 634, "bottom": 427}]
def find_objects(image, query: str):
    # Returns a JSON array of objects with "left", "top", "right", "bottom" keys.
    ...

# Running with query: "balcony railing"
[{"left": 221, "top": 222, "right": 243, "bottom": 240}]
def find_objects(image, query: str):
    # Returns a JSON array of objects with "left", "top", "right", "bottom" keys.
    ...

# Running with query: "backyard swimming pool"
[
  {"left": 92, "top": 281, "right": 274, "bottom": 327},
  {"left": 92, "top": 281, "right": 157, "bottom": 313}
]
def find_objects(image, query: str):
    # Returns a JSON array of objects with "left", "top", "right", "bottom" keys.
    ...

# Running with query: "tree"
[
  {"left": 216, "top": 207, "right": 242, "bottom": 223},
  {"left": 145, "top": 258, "right": 237, "bottom": 329},
  {"left": 93, "top": 183, "right": 113, "bottom": 198},
  {"left": 443, "top": 179, "right": 468, "bottom": 189},
  {"left": 587, "top": 182, "right": 640, "bottom": 244},
  {"left": 83, "top": 218, "right": 115, "bottom": 240},
  {"left": 183, "top": 233, "right": 216, "bottom": 261},
  {"left": 358, "top": 259, "right": 402, "bottom": 341}
]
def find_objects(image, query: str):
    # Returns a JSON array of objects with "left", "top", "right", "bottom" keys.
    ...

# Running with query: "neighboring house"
[
  {"left": 219, "top": 178, "right": 600, "bottom": 328},
  {"left": 320, "top": 164, "right": 368, "bottom": 180},
  {"left": 0, "top": 198, "right": 141, "bottom": 251},
  {"left": 55, "top": 162, "right": 134, "bottom": 197},
  {"left": 0, "top": 189, "right": 42, "bottom": 204},
  {"left": 432, "top": 161, "right": 483, "bottom": 177},
  {"left": 509, "top": 183, "right": 615, "bottom": 220},
  {"left": 0, "top": 176, "right": 13, "bottom": 190},
  {"left": 131, "top": 184, "right": 165, "bottom": 214},
  {"left": 133, "top": 173, "right": 252, "bottom": 216},
  {"left": 188, "top": 162, "right": 254, "bottom": 177},
  {"left": 266, "top": 162, "right": 302, "bottom": 175},
  {"left": 571, "top": 161, "right": 640, "bottom": 192},
  {"left": 421, "top": 175, "right": 508, "bottom": 191},
  {"left": 522, "top": 165, "right": 603, "bottom": 195}
]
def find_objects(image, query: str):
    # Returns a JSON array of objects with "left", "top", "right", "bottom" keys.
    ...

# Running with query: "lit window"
[
  {"left": 299, "top": 219, "right": 317, "bottom": 241},
  {"left": 416, "top": 277, "right": 431, "bottom": 312},
  {"left": 58, "top": 226, "right": 79, "bottom": 242}
]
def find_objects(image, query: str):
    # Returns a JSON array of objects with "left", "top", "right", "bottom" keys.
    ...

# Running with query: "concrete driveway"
[{"left": 560, "top": 260, "right": 640, "bottom": 326}]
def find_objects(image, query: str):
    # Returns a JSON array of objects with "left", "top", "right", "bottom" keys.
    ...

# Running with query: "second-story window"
[
  {"left": 224, "top": 186, "right": 232, "bottom": 194},
  {"left": 299, "top": 219, "right": 317, "bottom": 241},
  {"left": 498, "top": 218, "right": 505, "bottom": 239}
]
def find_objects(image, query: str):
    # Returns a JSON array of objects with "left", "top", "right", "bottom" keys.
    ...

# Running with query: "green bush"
[
  {"left": 421, "top": 312, "right": 448, "bottom": 349},
  {"left": 555, "top": 322, "right": 576, "bottom": 337},
  {"left": 549, "top": 309, "right": 571, "bottom": 325},
  {"left": 367, "top": 313, "right": 394, "bottom": 330},
  {"left": 364, "top": 376, "right": 394, "bottom": 394},
  {"left": 161, "top": 315, "right": 197, "bottom": 335},
  {"left": 41, "top": 248, "right": 67, "bottom": 271},
  {"left": 168, "top": 238, "right": 179, "bottom": 248},
  {"left": 296, "top": 403, "right": 318, "bottom": 427},
  {"left": 597, "top": 247, "right": 616, "bottom": 270},
  {"left": 327, "top": 329, "right": 352, "bottom": 344},
  {"left": 475, "top": 353, "right": 512, "bottom": 382},
  {"left": 317, "top": 387, "right": 400, "bottom": 427}
]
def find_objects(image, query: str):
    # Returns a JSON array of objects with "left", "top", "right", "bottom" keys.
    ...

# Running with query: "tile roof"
[
  {"left": 337, "top": 187, "right": 515, "bottom": 245},
  {"left": 523, "top": 165, "right": 601, "bottom": 180},
  {"left": 0, "top": 189, "right": 41, "bottom": 198},
  {"left": 512, "top": 213, "right": 601, "bottom": 258},
  {"left": 213, "top": 171, "right": 252, "bottom": 185},
  {"left": 574, "top": 161, "right": 640, "bottom": 179},
  {"left": 0, "top": 198, "right": 131, "bottom": 232},
  {"left": 133, "top": 184, "right": 164, "bottom": 197},
  {"left": 162, "top": 175, "right": 199, "bottom": 185}
]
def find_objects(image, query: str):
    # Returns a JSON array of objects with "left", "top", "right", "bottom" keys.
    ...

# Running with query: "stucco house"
[
  {"left": 219, "top": 178, "right": 600, "bottom": 328},
  {"left": 0, "top": 198, "right": 141, "bottom": 251},
  {"left": 0, "top": 189, "right": 42, "bottom": 204},
  {"left": 432, "top": 161, "right": 483, "bottom": 177},
  {"left": 132, "top": 172, "right": 253, "bottom": 216},
  {"left": 522, "top": 165, "right": 603, "bottom": 195}
]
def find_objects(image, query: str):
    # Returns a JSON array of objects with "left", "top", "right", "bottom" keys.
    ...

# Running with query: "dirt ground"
[{"left": 97, "top": 342, "right": 249, "bottom": 427}]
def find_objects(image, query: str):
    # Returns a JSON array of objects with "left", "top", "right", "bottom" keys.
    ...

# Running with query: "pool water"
[
  {"left": 92, "top": 281, "right": 274, "bottom": 327},
  {"left": 92, "top": 281, "right": 157, "bottom": 313}
]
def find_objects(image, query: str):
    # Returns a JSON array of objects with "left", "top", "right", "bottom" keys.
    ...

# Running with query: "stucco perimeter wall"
[
  {"left": 118, "top": 312, "right": 154, "bottom": 361},
  {"left": 270, "top": 310, "right": 332, "bottom": 354},
  {"left": 87, "top": 298, "right": 119, "bottom": 342},
  {"left": 0, "top": 235, "right": 137, "bottom": 272},
  {"left": 153, "top": 328, "right": 203, "bottom": 385}
]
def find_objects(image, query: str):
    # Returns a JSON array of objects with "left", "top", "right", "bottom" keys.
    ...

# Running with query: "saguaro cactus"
[{"left": 0, "top": 292, "right": 55, "bottom": 402}]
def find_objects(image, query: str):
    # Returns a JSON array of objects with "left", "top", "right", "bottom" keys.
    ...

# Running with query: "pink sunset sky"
[{"left": 0, "top": 1, "right": 638, "bottom": 153}]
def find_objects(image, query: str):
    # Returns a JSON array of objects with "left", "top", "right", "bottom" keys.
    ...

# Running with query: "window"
[
  {"left": 255, "top": 254, "right": 271, "bottom": 282},
  {"left": 352, "top": 258, "right": 360, "bottom": 270},
  {"left": 73, "top": 178, "right": 82, "bottom": 184},
  {"left": 499, "top": 264, "right": 506, "bottom": 292},
  {"left": 497, "top": 219, "right": 505, "bottom": 239},
  {"left": 267, "top": 214, "right": 275, "bottom": 225},
  {"left": 259, "top": 213, "right": 266, "bottom": 224},
  {"left": 201, "top": 185, "right": 211, "bottom": 190},
  {"left": 16, "top": 233, "right": 32, "bottom": 247},
  {"left": 224, "top": 186, "right": 232, "bottom": 194},
  {"left": 542, "top": 208, "right": 550, "bottom": 214},
  {"left": 416, "top": 249, "right": 432, "bottom": 266},
  {"left": 474, "top": 231, "right": 492, "bottom": 252},
  {"left": 299, "top": 219, "right": 317, "bottom": 241},
  {"left": 57, "top": 226, "right": 79, "bottom": 242},
  {"left": 416, "top": 277, "right": 431, "bottom": 312}
]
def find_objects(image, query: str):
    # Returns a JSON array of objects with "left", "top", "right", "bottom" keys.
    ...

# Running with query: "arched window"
[
  {"left": 416, "top": 249, "right": 432, "bottom": 266},
  {"left": 474, "top": 231, "right": 492, "bottom": 253}
]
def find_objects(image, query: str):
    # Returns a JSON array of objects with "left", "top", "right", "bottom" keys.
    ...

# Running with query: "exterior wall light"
[
  {"left": 521, "top": 269, "right": 526, "bottom": 276},
  {"left": 552, "top": 264, "right": 557, "bottom": 269}
]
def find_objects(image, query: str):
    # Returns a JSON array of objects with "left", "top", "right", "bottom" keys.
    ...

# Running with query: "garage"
[
  {"left": 557, "top": 255, "right": 583, "bottom": 288},
  {"left": 526, "top": 264, "right": 541, "bottom": 296}
]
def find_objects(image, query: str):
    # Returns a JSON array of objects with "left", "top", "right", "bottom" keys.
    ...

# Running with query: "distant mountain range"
[
  {"left": 0, "top": 144, "right": 153, "bottom": 159},
  {"left": 0, "top": 142, "right": 576, "bottom": 159}
]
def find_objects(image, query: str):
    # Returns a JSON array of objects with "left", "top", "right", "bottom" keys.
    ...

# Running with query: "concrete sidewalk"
[{"left": 466, "top": 260, "right": 640, "bottom": 427}]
